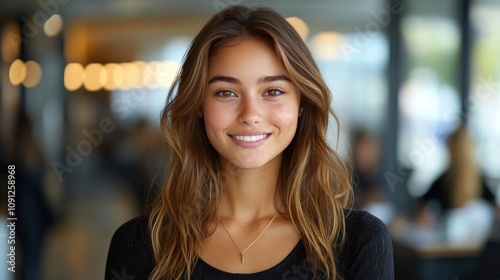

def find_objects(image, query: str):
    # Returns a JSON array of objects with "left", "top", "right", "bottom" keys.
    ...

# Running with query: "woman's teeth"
[{"left": 232, "top": 134, "right": 268, "bottom": 142}]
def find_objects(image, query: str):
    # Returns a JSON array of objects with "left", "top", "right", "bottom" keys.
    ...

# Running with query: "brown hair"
[
  {"left": 149, "top": 5, "right": 352, "bottom": 279},
  {"left": 445, "top": 125, "right": 481, "bottom": 208}
]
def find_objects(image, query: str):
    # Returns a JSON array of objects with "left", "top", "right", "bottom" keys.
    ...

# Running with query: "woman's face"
[{"left": 203, "top": 37, "right": 301, "bottom": 169}]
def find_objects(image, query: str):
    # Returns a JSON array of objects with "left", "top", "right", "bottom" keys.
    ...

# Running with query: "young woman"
[{"left": 105, "top": 5, "right": 393, "bottom": 280}]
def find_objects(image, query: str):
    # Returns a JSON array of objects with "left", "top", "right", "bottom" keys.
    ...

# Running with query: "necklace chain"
[{"left": 219, "top": 212, "right": 279, "bottom": 263}]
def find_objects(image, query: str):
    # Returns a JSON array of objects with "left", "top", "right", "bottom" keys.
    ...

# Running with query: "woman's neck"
[{"left": 219, "top": 155, "right": 282, "bottom": 223}]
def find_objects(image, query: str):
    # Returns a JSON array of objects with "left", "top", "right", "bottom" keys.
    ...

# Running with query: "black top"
[{"left": 105, "top": 210, "right": 394, "bottom": 280}]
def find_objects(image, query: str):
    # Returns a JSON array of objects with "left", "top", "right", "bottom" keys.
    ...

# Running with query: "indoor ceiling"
[
  {"left": 1, "top": 0, "right": 386, "bottom": 30},
  {"left": 2, "top": 0, "right": 395, "bottom": 64}
]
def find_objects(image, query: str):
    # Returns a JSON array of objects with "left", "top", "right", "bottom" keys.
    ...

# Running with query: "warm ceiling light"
[
  {"left": 311, "top": 32, "right": 345, "bottom": 60},
  {"left": 64, "top": 63, "right": 84, "bottom": 91},
  {"left": 102, "top": 63, "right": 118, "bottom": 91},
  {"left": 44, "top": 14, "right": 63, "bottom": 37},
  {"left": 133, "top": 61, "right": 147, "bottom": 88},
  {"left": 2, "top": 23, "right": 21, "bottom": 62},
  {"left": 9, "top": 59, "right": 27, "bottom": 86},
  {"left": 23, "top": 60, "right": 42, "bottom": 88},
  {"left": 122, "top": 62, "right": 141, "bottom": 89},
  {"left": 83, "top": 63, "right": 104, "bottom": 91},
  {"left": 158, "top": 60, "right": 180, "bottom": 88},
  {"left": 143, "top": 61, "right": 160, "bottom": 89},
  {"left": 286, "top": 17, "right": 309, "bottom": 40},
  {"left": 99, "top": 65, "right": 108, "bottom": 89},
  {"left": 112, "top": 64, "right": 125, "bottom": 90}
]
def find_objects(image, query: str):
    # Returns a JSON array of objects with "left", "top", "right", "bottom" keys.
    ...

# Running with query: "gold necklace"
[{"left": 219, "top": 212, "right": 279, "bottom": 263}]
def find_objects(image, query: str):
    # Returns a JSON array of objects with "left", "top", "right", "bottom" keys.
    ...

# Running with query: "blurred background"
[{"left": 0, "top": 0, "right": 499, "bottom": 279}]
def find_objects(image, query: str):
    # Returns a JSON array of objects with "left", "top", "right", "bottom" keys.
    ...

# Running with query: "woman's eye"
[
  {"left": 264, "top": 89, "right": 284, "bottom": 97},
  {"left": 216, "top": 90, "right": 236, "bottom": 97}
]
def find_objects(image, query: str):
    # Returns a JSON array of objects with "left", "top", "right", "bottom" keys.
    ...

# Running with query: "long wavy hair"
[{"left": 149, "top": 5, "right": 352, "bottom": 280}]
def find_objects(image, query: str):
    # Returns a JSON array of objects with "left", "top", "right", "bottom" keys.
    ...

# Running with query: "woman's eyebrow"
[
  {"left": 208, "top": 75, "right": 291, "bottom": 85},
  {"left": 257, "top": 75, "right": 290, "bottom": 84},
  {"left": 208, "top": 75, "right": 241, "bottom": 85}
]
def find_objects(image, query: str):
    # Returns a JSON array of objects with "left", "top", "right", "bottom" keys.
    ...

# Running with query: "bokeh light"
[
  {"left": 23, "top": 60, "right": 43, "bottom": 88},
  {"left": 64, "top": 63, "right": 84, "bottom": 91}
]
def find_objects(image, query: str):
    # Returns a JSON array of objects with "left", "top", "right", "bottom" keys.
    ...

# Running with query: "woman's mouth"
[{"left": 231, "top": 134, "right": 270, "bottom": 142}]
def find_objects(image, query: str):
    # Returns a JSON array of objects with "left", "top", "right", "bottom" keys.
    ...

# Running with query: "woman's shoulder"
[
  {"left": 105, "top": 215, "right": 155, "bottom": 280},
  {"left": 108, "top": 216, "right": 152, "bottom": 255},
  {"left": 113, "top": 215, "right": 150, "bottom": 239},
  {"left": 338, "top": 209, "right": 394, "bottom": 279},
  {"left": 344, "top": 209, "right": 390, "bottom": 237}
]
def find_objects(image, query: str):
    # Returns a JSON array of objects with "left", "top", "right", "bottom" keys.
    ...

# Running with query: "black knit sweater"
[{"left": 105, "top": 210, "right": 394, "bottom": 280}]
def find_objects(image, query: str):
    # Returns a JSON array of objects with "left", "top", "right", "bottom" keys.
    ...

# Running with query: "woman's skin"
[{"left": 199, "top": 37, "right": 302, "bottom": 273}]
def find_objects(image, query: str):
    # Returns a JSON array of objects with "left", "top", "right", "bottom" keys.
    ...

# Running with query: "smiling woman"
[
  {"left": 203, "top": 38, "right": 301, "bottom": 169},
  {"left": 105, "top": 5, "right": 394, "bottom": 280}
]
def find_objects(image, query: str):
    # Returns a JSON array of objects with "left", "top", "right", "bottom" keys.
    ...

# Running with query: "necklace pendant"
[{"left": 220, "top": 213, "right": 279, "bottom": 265}]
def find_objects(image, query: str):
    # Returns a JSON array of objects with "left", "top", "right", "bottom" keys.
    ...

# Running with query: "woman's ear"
[
  {"left": 299, "top": 107, "right": 304, "bottom": 117},
  {"left": 198, "top": 109, "right": 203, "bottom": 119}
]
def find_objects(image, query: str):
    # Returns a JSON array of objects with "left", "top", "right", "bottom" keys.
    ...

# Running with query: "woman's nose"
[{"left": 237, "top": 96, "right": 262, "bottom": 125}]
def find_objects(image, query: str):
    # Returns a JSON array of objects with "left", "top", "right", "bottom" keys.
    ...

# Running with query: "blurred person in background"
[
  {"left": 117, "top": 119, "right": 163, "bottom": 209},
  {"left": 10, "top": 111, "right": 55, "bottom": 280},
  {"left": 350, "top": 129, "right": 394, "bottom": 224},
  {"left": 351, "top": 129, "right": 385, "bottom": 209},
  {"left": 416, "top": 125, "right": 497, "bottom": 230}
]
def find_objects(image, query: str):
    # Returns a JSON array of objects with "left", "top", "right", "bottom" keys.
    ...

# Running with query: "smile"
[{"left": 231, "top": 134, "right": 269, "bottom": 142}]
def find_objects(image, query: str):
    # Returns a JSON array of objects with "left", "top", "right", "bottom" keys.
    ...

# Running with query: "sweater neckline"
[{"left": 196, "top": 241, "right": 303, "bottom": 276}]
